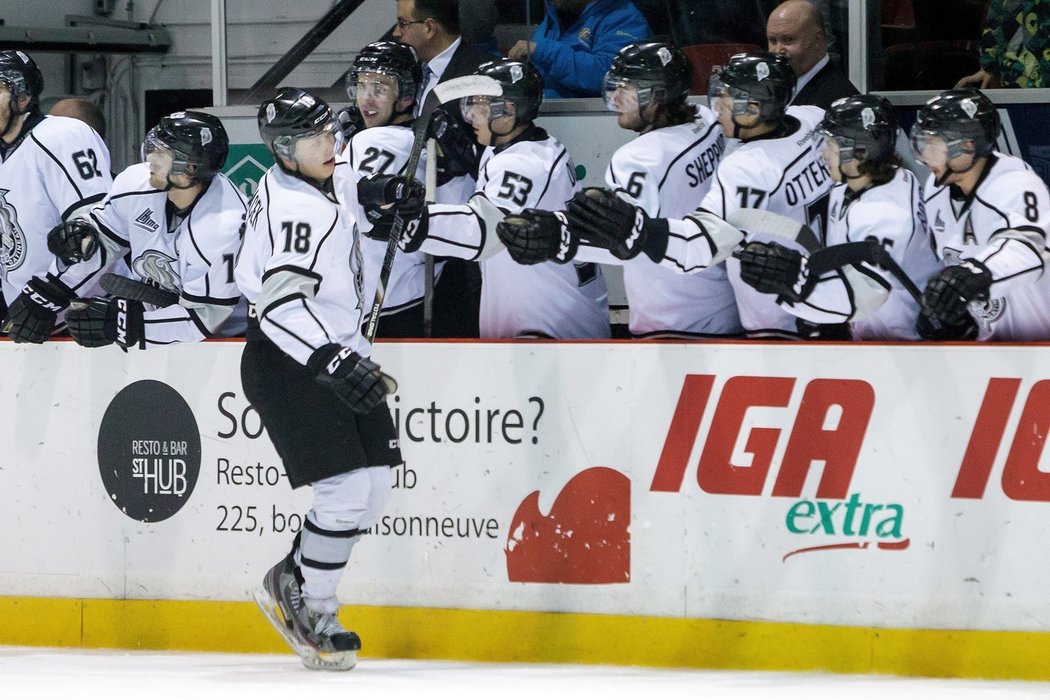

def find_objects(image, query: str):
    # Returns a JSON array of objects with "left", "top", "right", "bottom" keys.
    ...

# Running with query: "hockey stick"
[
  {"left": 423, "top": 137, "right": 437, "bottom": 337},
  {"left": 98, "top": 272, "right": 180, "bottom": 308},
  {"left": 363, "top": 113, "right": 431, "bottom": 344},
  {"left": 726, "top": 208, "right": 822, "bottom": 253},
  {"left": 362, "top": 75, "right": 502, "bottom": 343}
]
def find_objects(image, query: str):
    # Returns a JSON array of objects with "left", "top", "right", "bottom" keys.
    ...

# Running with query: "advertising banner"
[{"left": 2, "top": 340, "right": 1049, "bottom": 633}]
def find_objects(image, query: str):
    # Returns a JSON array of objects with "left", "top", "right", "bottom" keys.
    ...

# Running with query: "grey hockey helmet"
[
  {"left": 346, "top": 41, "right": 423, "bottom": 105},
  {"left": 257, "top": 87, "right": 334, "bottom": 162},
  {"left": 820, "top": 94, "right": 897, "bottom": 165},
  {"left": 143, "top": 110, "right": 229, "bottom": 184},
  {"left": 603, "top": 41, "right": 692, "bottom": 111},
  {"left": 469, "top": 59, "right": 544, "bottom": 126},
  {"left": 0, "top": 50, "right": 44, "bottom": 110},
  {"left": 910, "top": 88, "right": 999, "bottom": 161},
  {"left": 709, "top": 52, "right": 795, "bottom": 124}
]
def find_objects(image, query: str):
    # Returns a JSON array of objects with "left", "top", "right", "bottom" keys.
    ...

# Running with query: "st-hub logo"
[{"left": 97, "top": 380, "right": 201, "bottom": 522}]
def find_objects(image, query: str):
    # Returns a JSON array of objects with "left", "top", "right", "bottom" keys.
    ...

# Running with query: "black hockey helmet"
[
  {"left": 603, "top": 42, "right": 692, "bottom": 110},
  {"left": 473, "top": 59, "right": 544, "bottom": 125},
  {"left": 257, "top": 87, "right": 334, "bottom": 162},
  {"left": 911, "top": 88, "right": 999, "bottom": 160},
  {"left": 0, "top": 50, "right": 44, "bottom": 110},
  {"left": 820, "top": 94, "right": 897, "bottom": 165},
  {"left": 143, "top": 110, "right": 229, "bottom": 185},
  {"left": 709, "top": 52, "right": 795, "bottom": 124},
  {"left": 346, "top": 41, "right": 422, "bottom": 105}
]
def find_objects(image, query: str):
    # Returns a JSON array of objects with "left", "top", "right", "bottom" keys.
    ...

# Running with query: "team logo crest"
[
  {"left": 658, "top": 47, "right": 672, "bottom": 65},
  {"left": 970, "top": 297, "right": 1005, "bottom": 330},
  {"left": 756, "top": 62, "right": 770, "bottom": 81},
  {"left": 960, "top": 98, "right": 978, "bottom": 119},
  {"left": 266, "top": 103, "right": 276, "bottom": 122},
  {"left": 861, "top": 107, "right": 875, "bottom": 129},
  {"left": 132, "top": 249, "right": 182, "bottom": 293},
  {"left": 0, "top": 188, "right": 26, "bottom": 273},
  {"left": 510, "top": 64, "right": 524, "bottom": 83},
  {"left": 200, "top": 127, "right": 212, "bottom": 146}
]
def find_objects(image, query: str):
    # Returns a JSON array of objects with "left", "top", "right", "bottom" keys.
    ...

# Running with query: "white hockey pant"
[{"left": 294, "top": 466, "right": 392, "bottom": 612}]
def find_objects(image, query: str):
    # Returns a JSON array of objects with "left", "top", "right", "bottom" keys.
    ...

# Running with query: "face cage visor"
[
  {"left": 0, "top": 69, "right": 30, "bottom": 101},
  {"left": 708, "top": 76, "right": 758, "bottom": 120},
  {"left": 602, "top": 75, "right": 657, "bottom": 114},
  {"left": 346, "top": 69, "right": 402, "bottom": 104},
  {"left": 909, "top": 125, "right": 974, "bottom": 168},
  {"left": 271, "top": 120, "right": 336, "bottom": 163},
  {"left": 460, "top": 94, "right": 512, "bottom": 126},
  {"left": 141, "top": 128, "right": 202, "bottom": 182},
  {"left": 818, "top": 127, "right": 859, "bottom": 164}
]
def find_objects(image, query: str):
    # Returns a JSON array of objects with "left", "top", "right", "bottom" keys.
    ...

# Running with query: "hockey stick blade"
[
  {"left": 726, "top": 208, "right": 821, "bottom": 254},
  {"left": 100, "top": 273, "right": 180, "bottom": 308},
  {"left": 431, "top": 75, "right": 502, "bottom": 106}
]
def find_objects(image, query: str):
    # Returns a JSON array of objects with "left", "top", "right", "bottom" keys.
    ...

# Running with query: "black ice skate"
[{"left": 253, "top": 554, "right": 361, "bottom": 671}]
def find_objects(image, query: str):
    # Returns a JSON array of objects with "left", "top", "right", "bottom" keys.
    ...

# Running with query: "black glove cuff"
[
  {"left": 641, "top": 217, "right": 670, "bottom": 263},
  {"left": 307, "top": 343, "right": 347, "bottom": 376}
]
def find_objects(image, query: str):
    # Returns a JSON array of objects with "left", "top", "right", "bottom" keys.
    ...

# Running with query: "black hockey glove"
[
  {"left": 357, "top": 174, "right": 429, "bottom": 249},
  {"left": 66, "top": 296, "right": 145, "bottom": 349},
  {"left": 335, "top": 105, "right": 365, "bottom": 149},
  {"left": 497, "top": 209, "right": 576, "bottom": 265},
  {"left": 565, "top": 187, "right": 669, "bottom": 262},
  {"left": 733, "top": 241, "right": 805, "bottom": 301},
  {"left": 47, "top": 219, "right": 100, "bottom": 265},
  {"left": 920, "top": 260, "right": 992, "bottom": 328},
  {"left": 1, "top": 275, "right": 75, "bottom": 343},
  {"left": 429, "top": 107, "right": 479, "bottom": 183},
  {"left": 308, "top": 343, "right": 390, "bottom": 414}
]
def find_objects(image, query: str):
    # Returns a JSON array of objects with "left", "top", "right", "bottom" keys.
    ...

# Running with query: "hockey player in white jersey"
[
  {"left": 364, "top": 59, "right": 609, "bottom": 339},
  {"left": 495, "top": 42, "right": 740, "bottom": 338},
  {"left": 4, "top": 111, "right": 246, "bottom": 347},
  {"left": 340, "top": 40, "right": 430, "bottom": 337},
  {"left": 0, "top": 50, "right": 111, "bottom": 331},
  {"left": 565, "top": 52, "right": 835, "bottom": 338},
  {"left": 911, "top": 88, "right": 1050, "bottom": 341},
  {"left": 734, "top": 94, "right": 942, "bottom": 340},
  {"left": 238, "top": 88, "right": 399, "bottom": 671}
]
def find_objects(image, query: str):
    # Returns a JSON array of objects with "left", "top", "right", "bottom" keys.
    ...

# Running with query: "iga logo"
[
  {"left": 97, "top": 380, "right": 202, "bottom": 522},
  {"left": 505, "top": 467, "right": 630, "bottom": 584}
]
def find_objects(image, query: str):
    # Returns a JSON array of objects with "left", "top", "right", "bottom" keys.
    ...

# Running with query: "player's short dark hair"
[{"left": 412, "top": 0, "right": 460, "bottom": 35}]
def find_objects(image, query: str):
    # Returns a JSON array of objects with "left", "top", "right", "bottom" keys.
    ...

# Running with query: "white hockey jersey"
[
  {"left": 576, "top": 105, "right": 740, "bottom": 337},
  {"left": 924, "top": 152, "right": 1050, "bottom": 340},
  {"left": 51, "top": 162, "right": 247, "bottom": 346},
  {"left": 340, "top": 124, "right": 431, "bottom": 323},
  {"left": 237, "top": 162, "right": 371, "bottom": 364},
  {"left": 783, "top": 168, "right": 942, "bottom": 339},
  {"left": 0, "top": 115, "right": 111, "bottom": 303},
  {"left": 417, "top": 128, "right": 610, "bottom": 339},
  {"left": 660, "top": 105, "right": 832, "bottom": 337}
]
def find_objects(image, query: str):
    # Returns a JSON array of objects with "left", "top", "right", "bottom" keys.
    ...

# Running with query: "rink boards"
[{"left": 2, "top": 338, "right": 1050, "bottom": 678}]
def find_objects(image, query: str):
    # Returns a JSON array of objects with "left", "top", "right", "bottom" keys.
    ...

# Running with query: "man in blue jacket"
[{"left": 508, "top": 0, "right": 651, "bottom": 98}]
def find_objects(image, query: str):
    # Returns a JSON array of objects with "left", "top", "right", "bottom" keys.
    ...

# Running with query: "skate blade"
[{"left": 251, "top": 587, "right": 358, "bottom": 672}]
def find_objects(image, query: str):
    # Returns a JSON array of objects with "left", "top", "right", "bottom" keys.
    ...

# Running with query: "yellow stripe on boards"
[{"left": 0, "top": 597, "right": 1047, "bottom": 681}]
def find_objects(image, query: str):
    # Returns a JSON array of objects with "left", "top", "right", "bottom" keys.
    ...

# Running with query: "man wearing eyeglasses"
[{"left": 393, "top": 0, "right": 493, "bottom": 338}]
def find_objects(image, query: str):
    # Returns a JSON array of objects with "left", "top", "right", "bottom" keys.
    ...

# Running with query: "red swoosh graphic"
[{"left": 782, "top": 538, "right": 911, "bottom": 562}]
